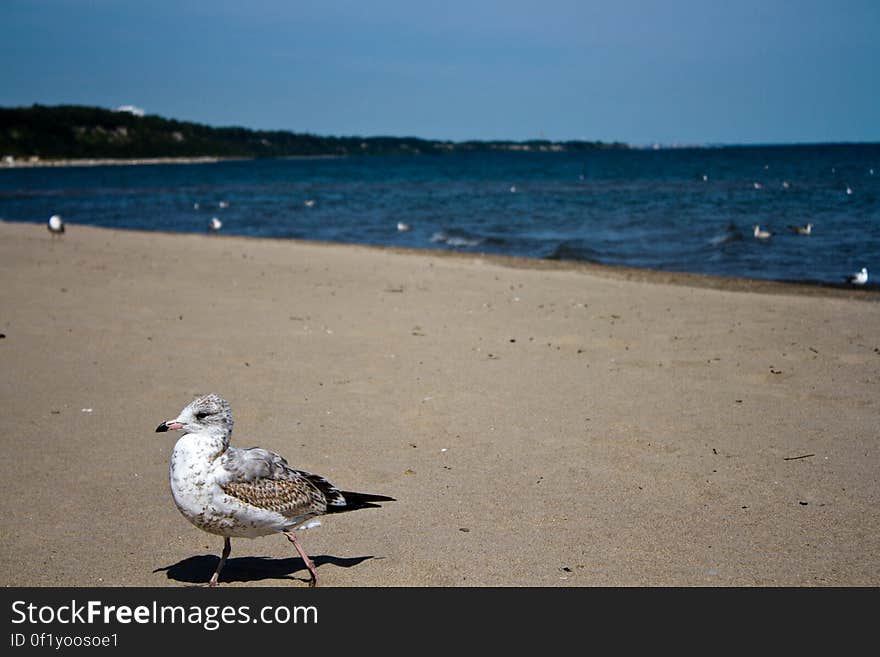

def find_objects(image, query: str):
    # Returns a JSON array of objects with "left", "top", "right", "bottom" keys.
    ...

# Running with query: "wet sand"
[{"left": 0, "top": 220, "right": 877, "bottom": 586}]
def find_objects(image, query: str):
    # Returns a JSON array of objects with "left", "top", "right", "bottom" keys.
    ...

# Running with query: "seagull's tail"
[{"left": 330, "top": 491, "right": 396, "bottom": 513}]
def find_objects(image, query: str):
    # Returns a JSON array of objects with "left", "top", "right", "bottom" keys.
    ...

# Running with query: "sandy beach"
[
  {"left": 0, "top": 220, "right": 877, "bottom": 587},
  {"left": 0, "top": 156, "right": 238, "bottom": 168}
]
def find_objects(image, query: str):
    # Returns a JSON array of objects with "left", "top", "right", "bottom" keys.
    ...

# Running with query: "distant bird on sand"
[
  {"left": 155, "top": 394, "right": 394, "bottom": 586},
  {"left": 397, "top": 222, "right": 411, "bottom": 232},
  {"left": 47, "top": 214, "right": 64, "bottom": 237},
  {"left": 208, "top": 217, "right": 222, "bottom": 233},
  {"left": 753, "top": 225, "right": 772, "bottom": 240},
  {"left": 790, "top": 223, "right": 812, "bottom": 235},
  {"left": 845, "top": 267, "right": 868, "bottom": 285}
]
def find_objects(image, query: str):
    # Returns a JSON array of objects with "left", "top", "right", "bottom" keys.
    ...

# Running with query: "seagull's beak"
[{"left": 155, "top": 420, "right": 184, "bottom": 433}]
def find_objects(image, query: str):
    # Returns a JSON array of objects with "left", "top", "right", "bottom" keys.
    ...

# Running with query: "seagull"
[
  {"left": 155, "top": 394, "right": 394, "bottom": 586},
  {"left": 845, "top": 267, "right": 868, "bottom": 285},
  {"left": 47, "top": 214, "right": 64, "bottom": 237},
  {"left": 752, "top": 182, "right": 763, "bottom": 190},
  {"left": 208, "top": 217, "right": 222, "bottom": 233},
  {"left": 304, "top": 199, "right": 316, "bottom": 208},
  {"left": 396, "top": 222, "right": 411, "bottom": 232},
  {"left": 753, "top": 225, "right": 772, "bottom": 240},
  {"left": 789, "top": 223, "right": 812, "bottom": 235},
  {"left": 218, "top": 201, "right": 230, "bottom": 209}
]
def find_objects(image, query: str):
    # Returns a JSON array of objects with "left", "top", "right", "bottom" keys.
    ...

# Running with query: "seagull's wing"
[{"left": 218, "top": 446, "right": 346, "bottom": 519}]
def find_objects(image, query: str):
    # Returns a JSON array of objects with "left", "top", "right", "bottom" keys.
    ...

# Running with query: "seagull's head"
[{"left": 156, "top": 393, "right": 234, "bottom": 438}]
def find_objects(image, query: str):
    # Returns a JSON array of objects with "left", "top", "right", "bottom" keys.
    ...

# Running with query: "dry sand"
[{"left": 1, "top": 220, "right": 877, "bottom": 586}]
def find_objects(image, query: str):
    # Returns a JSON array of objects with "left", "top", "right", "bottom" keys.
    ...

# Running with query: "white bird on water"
[
  {"left": 208, "top": 217, "right": 222, "bottom": 233},
  {"left": 753, "top": 225, "right": 772, "bottom": 240},
  {"left": 845, "top": 267, "right": 868, "bottom": 285},
  {"left": 397, "top": 221, "right": 411, "bottom": 232},
  {"left": 155, "top": 394, "right": 394, "bottom": 586},
  {"left": 47, "top": 214, "right": 65, "bottom": 237},
  {"left": 304, "top": 199, "right": 316, "bottom": 208},
  {"left": 790, "top": 223, "right": 812, "bottom": 235}
]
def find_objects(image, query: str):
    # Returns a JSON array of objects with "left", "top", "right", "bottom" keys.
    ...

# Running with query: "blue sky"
[{"left": 1, "top": 1, "right": 878, "bottom": 145}]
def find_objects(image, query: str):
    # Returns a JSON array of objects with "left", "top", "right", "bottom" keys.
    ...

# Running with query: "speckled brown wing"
[
  {"left": 219, "top": 446, "right": 346, "bottom": 519},
  {"left": 222, "top": 478, "right": 327, "bottom": 519}
]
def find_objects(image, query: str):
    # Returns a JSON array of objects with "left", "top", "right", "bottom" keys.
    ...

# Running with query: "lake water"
[{"left": 2, "top": 143, "right": 878, "bottom": 287}]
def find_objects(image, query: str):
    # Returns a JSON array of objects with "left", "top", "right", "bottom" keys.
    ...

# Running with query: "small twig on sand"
[{"left": 783, "top": 454, "right": 815, "bottom": 461}]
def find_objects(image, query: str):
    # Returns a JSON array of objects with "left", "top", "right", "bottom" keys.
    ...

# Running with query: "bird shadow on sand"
[{"left": 154, "top": 554, "right": 377, "bottom": 586}]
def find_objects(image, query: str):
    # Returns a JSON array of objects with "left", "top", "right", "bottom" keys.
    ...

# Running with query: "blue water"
[{"left": 2, "top": 144, "right": 878, "bottom": 287}]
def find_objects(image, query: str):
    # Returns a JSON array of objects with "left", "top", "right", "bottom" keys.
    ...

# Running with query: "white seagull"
[
  {"left": 47, "top": 214, "right": 65, "bottom": 237},
  {"left": 396, "top": 222, "right": 411, "bottom": 232},
  {"left": 845, "top": 267, "right": 868, "bottom": 285},
  {"left": 218, "top": 201, "right": 230, "bottom": 209},
  {"left": 304, "top": 199, "right": 316, "bottom": 208},
  {"left": 208, "top": 217, "right": 222, "bottom": 233},
  {"left": 155, "top": 394, "right": 394, "bottom": 586},
  {"left": 753, "top": 225, "right": 772, "bottom": 240},
  {"left": 790, "top": 223, "right": 812, "bottom": 235}
]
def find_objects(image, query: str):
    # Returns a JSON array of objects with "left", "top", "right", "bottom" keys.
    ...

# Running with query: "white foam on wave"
[{"left": 430, "top": 231, "right": 483, "bottom": 247}]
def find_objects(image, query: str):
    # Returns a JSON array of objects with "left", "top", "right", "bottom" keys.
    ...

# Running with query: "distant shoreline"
[{"left": 0, "top": 155, "right": 250, "bottom": 169}]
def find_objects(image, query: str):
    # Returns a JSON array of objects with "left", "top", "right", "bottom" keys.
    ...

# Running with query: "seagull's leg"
[
  {"left": 283, "top": 530, "right": 318, "bottom": 587},
  {"left": 208, "top": 537, "right": 231, "bottom": 587}
]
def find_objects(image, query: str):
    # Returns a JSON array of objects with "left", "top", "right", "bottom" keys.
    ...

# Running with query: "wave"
[
  {"left": 544, "top": 240, "right": 603, "bottom": 262},
  {"left": 430, "top": 229, "right": 485, "bottom": 248},
  {"left": 708, "top": 222, "right": 744, "bottom": 246}
]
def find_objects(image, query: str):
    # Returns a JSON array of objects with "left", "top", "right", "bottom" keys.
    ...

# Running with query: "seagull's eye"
[{"left": 195, "top": 411, "right": 209, "bottom": 420}]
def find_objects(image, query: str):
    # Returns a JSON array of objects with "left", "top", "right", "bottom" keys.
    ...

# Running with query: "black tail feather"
[{"left": 329, "top": 491, "right": 395, "bottom": 513}]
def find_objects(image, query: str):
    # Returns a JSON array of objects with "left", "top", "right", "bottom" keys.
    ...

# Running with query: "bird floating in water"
[
  {"left": 47, "top": 214, "right": 64, "bottom": 237},
  {"left": 155, "top": 394, "right": 395, "bottom": 586},
  {"left": 397, "top": 222, "right": 411, "bottom": 232},
  {"left": 208, "top": 217, "right": 222, "bottom": 233},
  {"left": 753, "top": 225, "right": 772, "bottom": 240},
  {"left": 845, "top": 267, "right": 868, "bottom": 285},
  {"left": 509, "top": 185, "right": 517, "bottom": 193},
  {"left": 752, "top": 182, "right": 763, "bottom": 190},
  {"left": 218, "top": 201, "right": 229, "bottom": 209},
  {"left": 304, "top": 199, "right": 316, "bottom": 208},
  {"left": 782, "top": 181, "right": 791, "bottom": 189},
  {"left": 845, "top": 186, "right": 853, "bottom": 195},
  {"left": 193, "top": 202, "right": 200, "bottom": 210},
  {"left": 790, "top": 223, "right": 812, "bottom": 235}
]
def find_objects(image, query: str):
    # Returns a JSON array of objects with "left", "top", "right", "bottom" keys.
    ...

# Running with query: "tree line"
[{"left": 0, "top": 104, "right": 628, "bottom": 159}]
